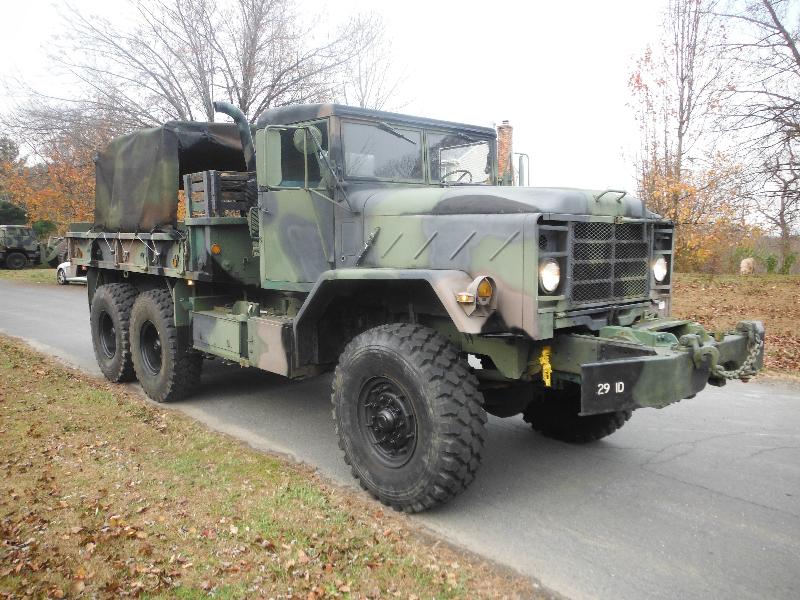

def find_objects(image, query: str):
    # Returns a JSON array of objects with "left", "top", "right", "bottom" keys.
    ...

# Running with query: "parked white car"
[{"left": 56, "top": 261, "right": 88, "bottom": 285}]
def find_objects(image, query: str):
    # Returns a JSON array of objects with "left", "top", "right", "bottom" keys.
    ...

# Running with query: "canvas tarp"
[{"left": 94, "top": 121, "right": 247, "bottom": 232}]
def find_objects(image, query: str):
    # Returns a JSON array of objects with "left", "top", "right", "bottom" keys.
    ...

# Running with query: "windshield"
[
  {"left": 428, "top": 132, "right": 493, "bottom": 184},
  {"left": 342, "top": 121, "right": 424, "bottom": 181}
]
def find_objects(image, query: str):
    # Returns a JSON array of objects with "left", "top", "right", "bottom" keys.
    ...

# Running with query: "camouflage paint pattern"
[
  {"left": 0, "top": 225, "right": 41, "bottom": 264},
  {"left": 94, "top": 122, "right": 246, "bottom": 232},
  {"left": 67, "top": 103, "right": 764, "bottom": 413}
]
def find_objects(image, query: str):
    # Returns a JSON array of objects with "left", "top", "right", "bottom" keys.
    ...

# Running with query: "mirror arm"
[
  {"left": 307, "top": 132, "right": 357, "bottom": 214},
  {"left": 309, "top": 188, "right": 355, "bottom": 214}
]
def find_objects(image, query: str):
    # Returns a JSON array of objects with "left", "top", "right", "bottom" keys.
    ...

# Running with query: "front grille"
[{"left": 570, "top": 222, "right": 649, "bottom": 305}]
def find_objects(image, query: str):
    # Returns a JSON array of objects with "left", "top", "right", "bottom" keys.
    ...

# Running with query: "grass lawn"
[
  {"left": 0, "top": 336, "right": 541, "bottom": 599},
  {"left": 672, "top": 273, "right": 800, "bottom": 376},
  {"left": 0, "top": 267, "right": 57, "bottom": 285}
]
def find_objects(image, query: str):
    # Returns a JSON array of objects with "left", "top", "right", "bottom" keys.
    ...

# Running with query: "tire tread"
[
  {"left": 523, "top": 395, "right": 631, "bottom": 443},
  {"left": 131, "top": 288, "right": 202, "bottom": 402},
  {"left": 91, "top": 283, "right": 138, "bottom": 382},
  {"left": 332, "top": 323, "right": 487, "bottom": 513}
]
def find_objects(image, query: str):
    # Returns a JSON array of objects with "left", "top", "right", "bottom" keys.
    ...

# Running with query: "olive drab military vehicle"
[
  {"left": 0, "top": 225, "right": 41, "bottom": 269},
  {"left": 43, "top": 236, "right": 68, "bottom": 267},
  {"left": 66, "top": 102, "right": 765, "bottom": 512}
]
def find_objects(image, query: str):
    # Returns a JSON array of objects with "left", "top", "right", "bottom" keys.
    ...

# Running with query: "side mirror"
[
  {"left": 255, "top": 127, "right": 283, "bottom": 188},
  {"left": 292, "top": 126, "right": 322, "bottom": 155}
]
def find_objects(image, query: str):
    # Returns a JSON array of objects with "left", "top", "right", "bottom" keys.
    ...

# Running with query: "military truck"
[
  {"left": 66, "top": 102, "right": 764, "bottom": 512},
  {"left": 43, "top": 236, "right": 68, "bottom": 268},
  {"left": 0, "top": 225, "right": 41, "bottom": 269}
]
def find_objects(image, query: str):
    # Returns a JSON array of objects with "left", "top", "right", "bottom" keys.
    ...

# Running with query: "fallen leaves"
[
  {"left": 673, "top": 273, "right": 800, "bottom": 374},
  {"left": 0, "top": 335, "right": 542, "bottom": 600}
]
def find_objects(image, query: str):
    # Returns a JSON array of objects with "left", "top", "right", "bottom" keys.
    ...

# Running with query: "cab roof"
[{"left": 255, "top": 103, "right": 496, "bottom": 138}]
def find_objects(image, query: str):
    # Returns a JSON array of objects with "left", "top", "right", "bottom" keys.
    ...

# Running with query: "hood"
[{"left": 357, "top": 185, "right": 654, "bottom": 219}]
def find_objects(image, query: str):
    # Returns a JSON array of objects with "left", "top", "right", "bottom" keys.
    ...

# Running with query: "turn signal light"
[
  {"left": 211, "top": 243, "right": 222, "bottom": 255},
  {"left": 456, "top": 275, "right": 496, "bottom": 312},
  {"left": 477, "top": 278, "right": 493, "bottom": 299}
]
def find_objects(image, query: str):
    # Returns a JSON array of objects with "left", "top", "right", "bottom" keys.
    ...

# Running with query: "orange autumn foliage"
[
  {"left": 0, "top": 144, "right": 95, "bottom": 234},
  {"left": 640, "top": 160, "right": 759, "bottom": 272}
]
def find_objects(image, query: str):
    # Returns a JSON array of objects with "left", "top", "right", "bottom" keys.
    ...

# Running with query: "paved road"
[{"left": 1, "top": 279, "right": 799, "bottom": 600}]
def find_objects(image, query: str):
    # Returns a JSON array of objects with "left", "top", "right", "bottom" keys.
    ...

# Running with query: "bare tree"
[
  {"left": 2, "top": 94, "right": 134, "bottom": 163},
  {"left": 758, "top": 141, "right": 800, "bottom": 262},
  {"left": 630, "top": 0, "right": 729, "bottom": 220},
  {"left": 2, "top": 0, "right": 386, "bottom": 155},
  {"left": 714, "top": 0, "right": 800, "bottom": 264},
  {"left": 338, "top": 19, "right": 407, "bottom": 110},
  {"left": 716, "top": 0, "right": 800, "bottom": 149}
]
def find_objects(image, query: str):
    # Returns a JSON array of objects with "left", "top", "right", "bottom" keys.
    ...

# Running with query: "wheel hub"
[
  {"left": 140, "top": 321, "right": 163, "bottom": 376},
  {"left": 374, "top": 408, "right": 397, "bottom": 432},
  {"left": 358, "top": 378, "right": 417, "bottom": 468},
  {"left": 98, "top": 311, "right": 117, "bottom": 359}
]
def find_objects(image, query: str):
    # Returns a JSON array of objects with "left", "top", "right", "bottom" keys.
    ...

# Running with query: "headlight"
[
  {"left": 653, "top": 256, "right": 668, "bottom": 282},
  {"left": 539, "top": 258, "right": 561, "bottom": 293}
]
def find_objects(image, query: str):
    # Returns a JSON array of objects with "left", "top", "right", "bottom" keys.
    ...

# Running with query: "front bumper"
[{"left": 551, "top": 320, "right": 765, "bottom": 415}]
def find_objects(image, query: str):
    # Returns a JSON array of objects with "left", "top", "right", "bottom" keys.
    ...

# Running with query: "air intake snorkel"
[{"left": 213, "top": 101, "right": 256, "bottom": 172}]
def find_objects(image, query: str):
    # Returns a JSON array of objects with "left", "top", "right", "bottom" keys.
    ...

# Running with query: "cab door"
[{"left": 256, "top": 122, "right": 335, "bottom": 287}]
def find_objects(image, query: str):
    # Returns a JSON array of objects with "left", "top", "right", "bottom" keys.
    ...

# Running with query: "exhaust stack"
[{"left": 213, "top": 101, "right": 256, "bottom": 172}]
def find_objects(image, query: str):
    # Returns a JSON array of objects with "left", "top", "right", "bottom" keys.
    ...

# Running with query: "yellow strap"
[{"left": 539, "top": 346, "right": 552, "bottom": 387}]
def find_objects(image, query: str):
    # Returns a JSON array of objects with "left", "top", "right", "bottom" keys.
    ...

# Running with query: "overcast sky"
[{"left": 0, "top": 0, "right": 664, "bottom": 192}]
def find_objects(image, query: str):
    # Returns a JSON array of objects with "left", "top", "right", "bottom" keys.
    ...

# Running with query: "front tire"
[
  {"left": 5, "top": 252, "right": 27, "bottom": 270},
  {"left": 332, "top": 324, "right": 487, "bottom": 513},
  {"left": 90, "top": 283, "right": 138, "bottom": 382},
  {"left": 130, "top": 288, "right": 202, "bottom": 402},
  {"left": 57, "top": 269, "right": 67, "bottom": 285},
  {"left": 523, "top": 384, "right": 631, "bottom": 443}
]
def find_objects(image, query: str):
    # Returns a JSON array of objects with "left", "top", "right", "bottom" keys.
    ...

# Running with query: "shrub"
[
  {"left": 766, "top": 254, "right": 778, "bottom": 273},
  {"left": 779, "top": 253, "right": 797, "bottom": 275}
]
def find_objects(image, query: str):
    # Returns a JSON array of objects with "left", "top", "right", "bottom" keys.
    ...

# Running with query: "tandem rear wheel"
[
  {"left": 90, "top": 283, "right": 138, "bottom": 383},
  {"left": 331, "top": 323, "right": 487, "bottom": 513},
  {"left": 130, "top": 288, "right": 202, "bottom": 403}
]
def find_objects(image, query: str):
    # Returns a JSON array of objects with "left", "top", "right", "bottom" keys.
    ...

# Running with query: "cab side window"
[{"left": 277, "top": 120, "right": 329, "bottom": 187}]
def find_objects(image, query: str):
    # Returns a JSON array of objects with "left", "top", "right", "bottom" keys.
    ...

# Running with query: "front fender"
[{"left": 293, "top": 268, "right": 493, "bottom": 365}]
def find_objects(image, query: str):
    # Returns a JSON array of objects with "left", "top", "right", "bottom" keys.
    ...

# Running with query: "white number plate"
[{"left": 596, "top": 381, "right": 626, "bottom": 395}]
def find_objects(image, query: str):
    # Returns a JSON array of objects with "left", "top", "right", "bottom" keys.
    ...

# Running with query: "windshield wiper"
[
  {"left": 377, "top": 121, "right": 417, "bottom": 145},
  {"left": 452, "top": 131, "right": 477, "bottom": 143}
]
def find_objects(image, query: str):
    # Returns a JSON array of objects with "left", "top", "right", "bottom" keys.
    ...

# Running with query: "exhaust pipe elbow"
[{"left": 213, "top": 101, "right": 256, "bottom": 172}]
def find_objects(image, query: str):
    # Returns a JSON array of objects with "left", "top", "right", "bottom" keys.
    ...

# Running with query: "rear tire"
[
  {"left": 523, "top": 384, "right": 631, "bottom": 443},
  {"left": 90, "top": 283, "right": 138, "bottom": 382},
  {"left": 130, "top": 288, "right": 202, "bottom": 402},
  {"left": 332, "top": 323, "right": 487, "bottom": 513},
  {"left": 5, "top": 252, "right": 27, "bottom": 270}
]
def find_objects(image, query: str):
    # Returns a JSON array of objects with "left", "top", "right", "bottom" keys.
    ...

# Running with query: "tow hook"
[
  {"left": 679, "top": 321, "right": 764, "bottom": 386},
  {"left": 680, "top": 334, "right": 721, "bottom": 370}
]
